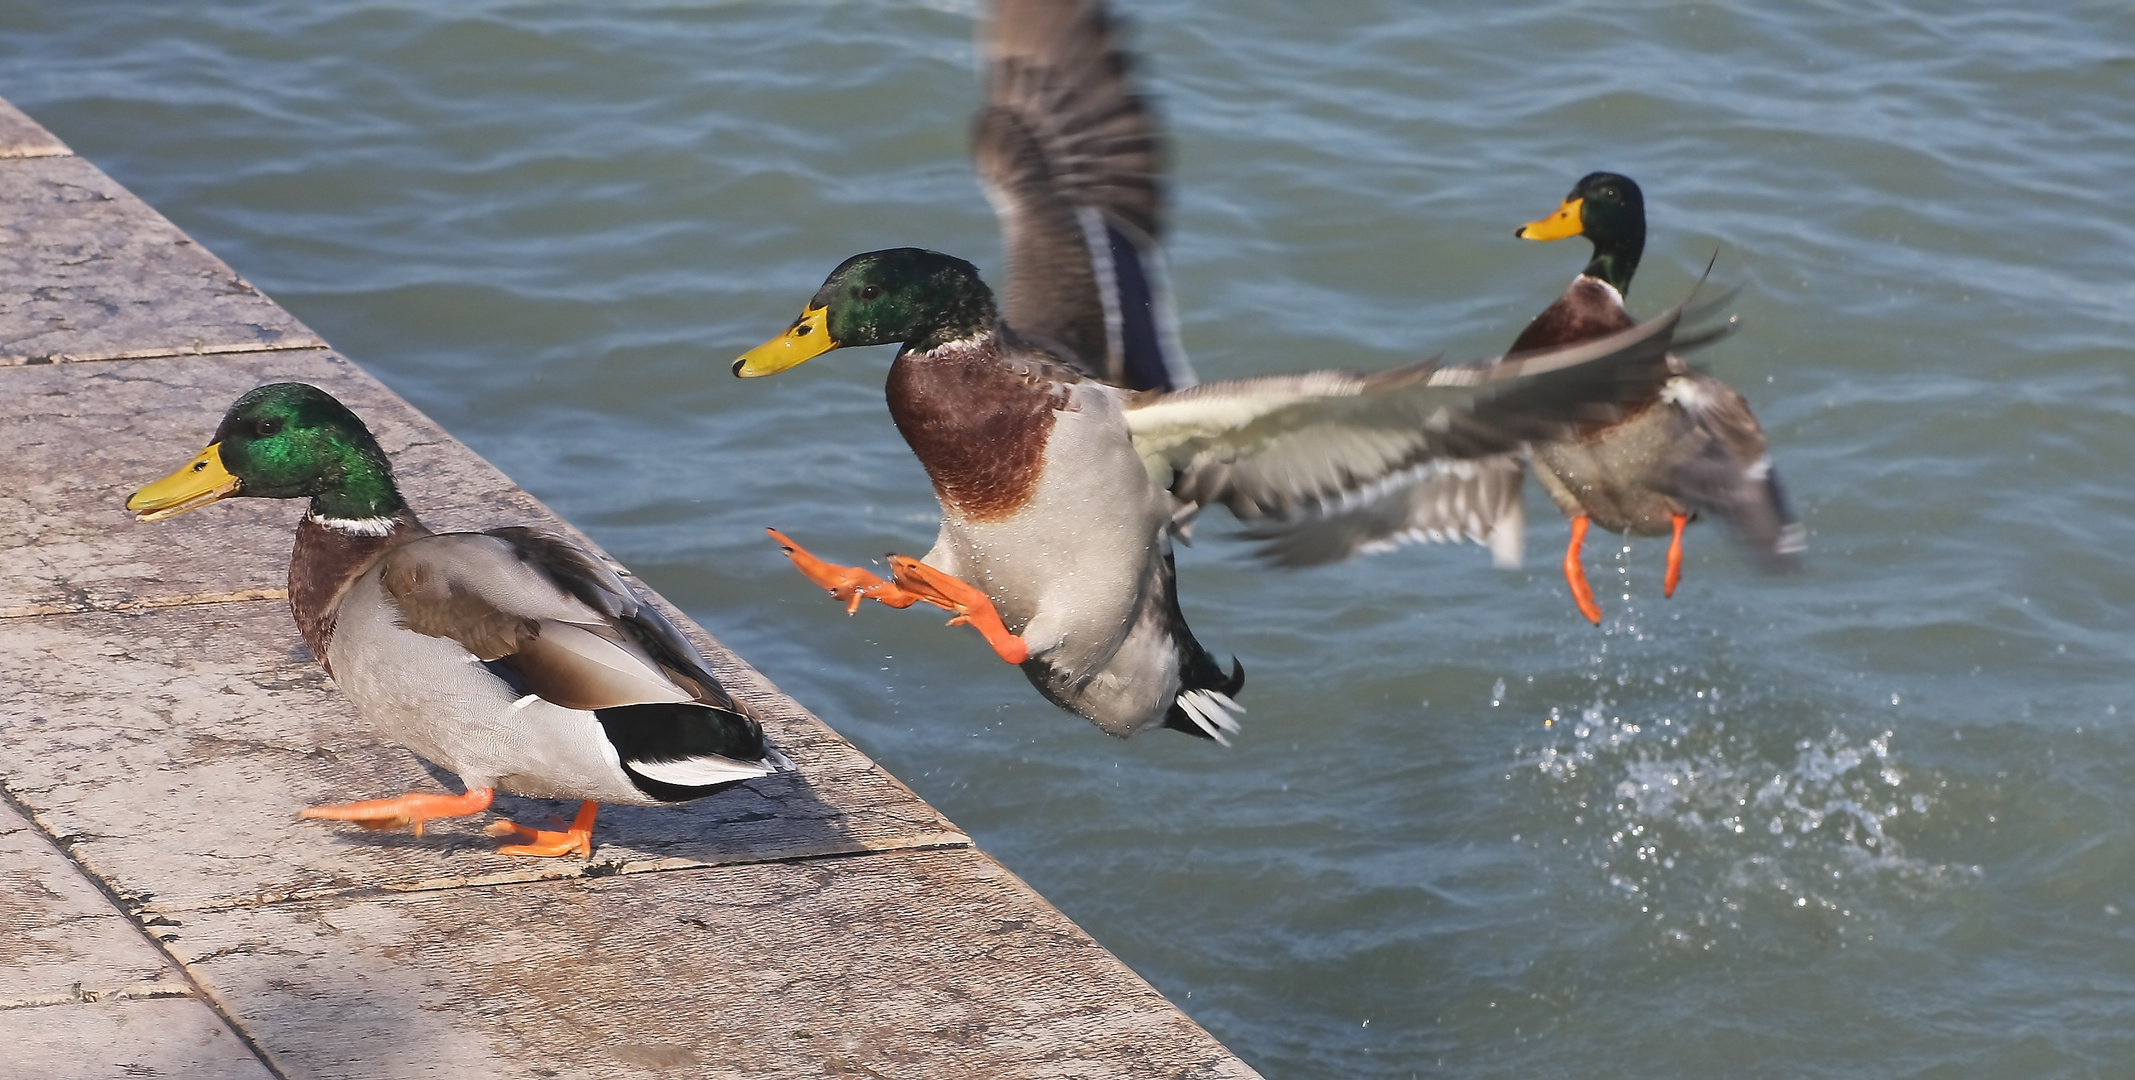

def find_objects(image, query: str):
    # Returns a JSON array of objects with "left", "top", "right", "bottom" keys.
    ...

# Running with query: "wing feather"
[
  {"left": 378, "top": 530, "right": 756, "bottom": 715},
  {"left": 975, "top": 0, "right": 1192, "bottom": 389},
  {"left": 1659, "top": 374, "right": 1805, "bottom": 568},
  {"left": 1129, "top": 293, "right": 1694, "bottom": 521}
]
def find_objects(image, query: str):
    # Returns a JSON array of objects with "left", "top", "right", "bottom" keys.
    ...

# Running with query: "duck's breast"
[{"left": 937, "top": 382, "right": 1171, "bottom": 676}]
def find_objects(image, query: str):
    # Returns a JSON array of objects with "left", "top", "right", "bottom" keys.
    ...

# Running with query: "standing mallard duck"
[
  {"left": 127, "top": 383, "right": 790, "bottom": 857},
  {"left": 736, "top": 247, "right": 1701, "bottom": 742},
  {"left": 1512, "top": 172, "right": 1803, "bottom": 624}
]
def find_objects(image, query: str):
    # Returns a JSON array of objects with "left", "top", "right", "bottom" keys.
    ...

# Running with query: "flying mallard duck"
[
  {"left": 735, "top": 247, "right": 1702, "bottom": 743},
  {"left": 972, "top": 0, "right": 1192, "bottom": 392},
  {"left": 127, "top": 383, "right": 790, "bottom": 857},
  {"left": 1512, "top": 171, "right": 1802, "bottom": 623}
]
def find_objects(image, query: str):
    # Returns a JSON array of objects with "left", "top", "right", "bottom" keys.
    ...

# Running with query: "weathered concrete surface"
[
  {"left": 0, "top": 97, "right": 1262, "bottom": 1078},
  {"left": 0, "top": 155, "right": 323, "bottom": 365},
  {"left": 0, "top": 97, "right": 69, "bottom": 159},
  {"left": 1, "top": 796, "right": 272, "bottom": 1079},
  {"left": 171, "top": 848, "right": 1255, "bottom": 1080},
  {"left": 6, "top": 998, "right": 277, "bottom": 1080},
  {"left": 0, "top": 797, "right": 176, "bottom": 1002}
]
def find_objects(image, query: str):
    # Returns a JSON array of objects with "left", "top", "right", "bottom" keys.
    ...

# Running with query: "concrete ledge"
[
  {"left": 0, "top": 97, "right": 69, "bottom": 159},
  {"left": 0, "top": 155, "right": 322, "bottom": 365},
  {"left": 0, "top": 96, "right": 1261, "bottom": 1077}
]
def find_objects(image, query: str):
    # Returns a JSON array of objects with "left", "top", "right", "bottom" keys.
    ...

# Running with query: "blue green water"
[{"left": 7, "top": 2, "right": 2135, "bottom": 1075}]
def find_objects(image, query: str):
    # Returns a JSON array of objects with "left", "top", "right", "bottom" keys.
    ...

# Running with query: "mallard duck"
[
  {"left": 973, "top": 0, "right": 1192, "bottom": 392},
  {"left": 735, "top": 247, "right": 1699, "bottom": 742},
  {"left": 1512, "top": 171, "right": 1803, "bottom": 623},
  {"left": 126, "top": 383, "right": 790, "bottom": 857}
]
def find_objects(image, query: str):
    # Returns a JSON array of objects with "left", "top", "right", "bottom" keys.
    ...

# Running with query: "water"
[{"left": 7, "top": 2, "right": 2135, "bottom": 1075}]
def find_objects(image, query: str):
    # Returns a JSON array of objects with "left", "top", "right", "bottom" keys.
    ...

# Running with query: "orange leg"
[
  {"left": 768, "top": 528, "right": 1028, "bottom": 665},
  {"left": 299, "top": 787, "right": 495, "bottom": 837},
  {"left": 885, "top": 556, "right": 1030, "bottom": 665},
  {"left": 1563, "top": 515, "right": 1603, "bottom": 625},
  {"left": 485, "top": 800, "right": 600, "bottom": 859},
  {"left": 768, "top": 528, "right": 929, "bottom": 613},
  {"left": 1663, "top": 512, "right": 1689, "bottom": 598}
]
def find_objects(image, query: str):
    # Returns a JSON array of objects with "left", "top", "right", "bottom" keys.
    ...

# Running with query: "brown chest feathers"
[
  {"left": 288, "top": 512, "right": 425, "bottom": 672},
  {"left": 1509, "top": 276, "right": 1637, "bottom": 355},
  {"left": 1511, "top": 276, "right": 1657, "bottom": 440},
  {"left": 885, "top": 342, "right": 1065, "bottom": 522}
]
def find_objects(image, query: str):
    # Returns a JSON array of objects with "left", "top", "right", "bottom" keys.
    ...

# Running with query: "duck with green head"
[
  {"left": 127, "top": 383, "right": 790, "bottom": 857},
  {"left": 736, "top": 244, "right": 1705, "bottom": 742},
  {"left": 1512, "top": 171, "right": 1802, "bottom": 624}
]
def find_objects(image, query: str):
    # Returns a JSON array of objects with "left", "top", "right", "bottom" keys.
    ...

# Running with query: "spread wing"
[
  {"left": 974, "top": 0, "right": 1193, "bottom": 391},
  {"left": 1658, "top": 374, "right": 1805, "bottom": 569},
  {"left": 1236, "top": 454, "right": 1527, "bottom": 568},
  {"left": 1128, "top": 293, "right": 1696, "bottom": 523}
]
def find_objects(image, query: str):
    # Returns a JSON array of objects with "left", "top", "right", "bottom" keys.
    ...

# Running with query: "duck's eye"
[
  {"left": 1598, "top": 187, "right": 1618, "bottom": 201},
  {"left": 860, "top": 285, "right": 882, "bottom": 300},
  {"left": 255, "top": 417, "right": 283, "bottom": 437}
]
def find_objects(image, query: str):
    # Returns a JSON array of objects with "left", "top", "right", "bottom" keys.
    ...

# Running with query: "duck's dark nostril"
[
  {"left": 793, "top": 324, "right": 811, "bottom": 336},
  {"left": 192, "top": 460, "right": 208, "bottom": 472}
]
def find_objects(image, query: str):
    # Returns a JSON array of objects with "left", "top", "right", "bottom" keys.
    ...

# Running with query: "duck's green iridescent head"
[
  {"left": 127, "top": 382, "right": 406, "bottom": 523},
  {"left": 1515, "top": 172, "right": 1646, "bottom": 295},
  {"left": 734, "top": 248, "right": 999, "bottom": 377}
]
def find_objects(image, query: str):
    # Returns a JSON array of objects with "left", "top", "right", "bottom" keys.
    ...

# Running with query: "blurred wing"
[
  {"left": 1658, "top": 374, "right": 1805, "bottom": 569},
  {"left": 975, "top": 0, "right": 1193, "bottom": 390},
  {"left": 1237, "top": 454, "right": 1527, "bottom": 568},
  {"left": 1128, "top": 294, "right": 1692, "bottom": 521}
]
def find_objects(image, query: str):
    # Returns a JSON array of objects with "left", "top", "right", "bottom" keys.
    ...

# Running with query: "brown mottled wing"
[
  {"left": 975, "top": 0, "right": 1192, "bottom": 390},
  {"left": 377, "top": 530, "right": 752, "bottom": 714},
  {"left": 1659, "top": 373, "right": 1805, "bottom": 569},
  {"left": 1128, "top": 292, "right": 1695, "bottom": 521},
  {"left": 1236, "top": 455, "right": 1527, "bottom": 568}
]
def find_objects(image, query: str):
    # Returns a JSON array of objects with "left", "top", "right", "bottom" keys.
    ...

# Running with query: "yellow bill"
[
  {"left": 1516, "top": 197, "right": 1585, "bottom": 241},
  {"left": 127, "top": 443, "right": 240, "bottom": 522},
  {"left": 734, "top": 306, "right": 837, "bottom": 378}
]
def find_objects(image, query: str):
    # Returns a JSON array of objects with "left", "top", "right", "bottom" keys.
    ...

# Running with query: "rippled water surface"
[{"left": 8, "top": 2, "right": 2135, "bottom": 1075}]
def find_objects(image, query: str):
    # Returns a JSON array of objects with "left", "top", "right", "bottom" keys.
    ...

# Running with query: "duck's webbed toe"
[{"left": 485, "top": 801, "right": 600, "bottom": 859}]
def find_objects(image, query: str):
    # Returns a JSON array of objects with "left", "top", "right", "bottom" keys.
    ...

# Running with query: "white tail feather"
[
  {"left": 626, "top": 754, "right": 776, "bottom": 788},
  {"left": 1175, "top": 688, "right": 1245, "bottom": 746}
]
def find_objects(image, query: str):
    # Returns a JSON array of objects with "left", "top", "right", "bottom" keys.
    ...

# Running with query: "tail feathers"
[
  {"left": 1163, "top": 654, "right": 1246, "bottom": 745},
  {"left": 596, "top": 701, "right": 784, "bottom": 802},
  {"left": 625, "top": 753, "right": 777, "bottom": 789}
]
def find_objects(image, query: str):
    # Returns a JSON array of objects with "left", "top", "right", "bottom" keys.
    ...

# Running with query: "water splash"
[{"left": 1517, "top": 694, "right": 1962, "bottom": 952}]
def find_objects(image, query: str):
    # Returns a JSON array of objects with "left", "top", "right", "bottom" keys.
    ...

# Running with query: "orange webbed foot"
[
  {"left": 484, "top": 800, "right": 600, "bottom": 859},
  {"left": 1663, "top": 512, "right": 1688, "bottom": 598},
  {"left": 768, "top": 528, "right": 924, "bottom": 613},
  {"left": 299, "top": 787, "right": 496, "bottom": 838},
  {"left": 886, "top": 556, "right": 1030, "bottom": 665},
  {"left": 1563, "top": 515, "right": 1603, "bottom": 625}
]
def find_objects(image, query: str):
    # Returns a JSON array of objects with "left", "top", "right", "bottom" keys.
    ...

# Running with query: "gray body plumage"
[{"left": 325, "top": 527, "right": 783, "bottom": 803}]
